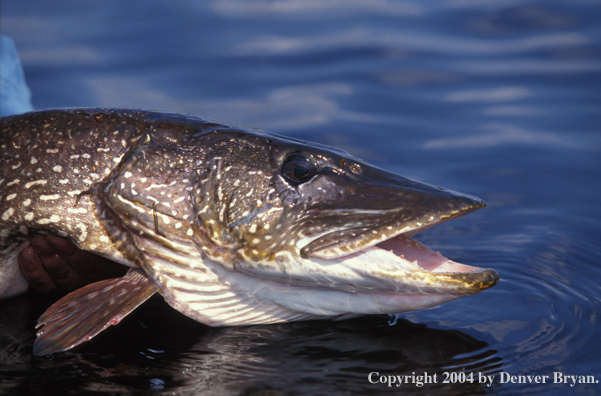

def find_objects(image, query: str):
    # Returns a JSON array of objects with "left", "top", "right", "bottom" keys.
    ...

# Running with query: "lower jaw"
[{"left": 375, "top": 234, "right": 486, "bottom": 274}]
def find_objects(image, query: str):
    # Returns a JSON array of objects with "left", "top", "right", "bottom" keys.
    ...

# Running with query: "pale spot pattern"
[{"left": 2, "top": 208, "right": 14, "bottom": 221}]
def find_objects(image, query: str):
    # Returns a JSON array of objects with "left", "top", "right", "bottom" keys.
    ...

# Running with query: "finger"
[
  {"left": 30, "top": 236, "right": 89, "bottom": 290},
  {"left": 45, "top": 235, "right": 80, "bottom": 256},
  {"left": 45, "top": 235, "right": 127, "bottom": 282},
  {"left": 18, "top": 245, "right": 57, "bottom": 292},
  {"left": 29, "top": 235, "right": 58, "bottom": 256}
]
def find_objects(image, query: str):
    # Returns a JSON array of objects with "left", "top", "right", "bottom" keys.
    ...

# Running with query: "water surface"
[{"left": 1, "top": 1, "right": 600, "bottom": 395}]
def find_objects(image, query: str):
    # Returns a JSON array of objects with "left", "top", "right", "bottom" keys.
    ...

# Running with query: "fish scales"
[
  {"left": 1, "top": 111, "right": 133, "bottom": 295},
  {"left": 0, "top": 109, "right": 234, "bottom": 295},
  {"left": 0, "top": 108, "right": 498, "bottom": 355}
]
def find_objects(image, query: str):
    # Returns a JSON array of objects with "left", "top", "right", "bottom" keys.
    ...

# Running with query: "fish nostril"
[{"left": 350, "top": 164, "right": 362, "bottom": 175}]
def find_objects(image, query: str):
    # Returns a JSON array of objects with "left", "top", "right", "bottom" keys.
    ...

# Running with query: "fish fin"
[{"left": 33, "top": 269, "right": 158, "bottom": 356}]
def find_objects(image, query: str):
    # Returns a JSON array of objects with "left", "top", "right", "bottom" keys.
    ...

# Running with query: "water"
[{"left": 1, "top": 1, "right": 600, "bottom": 395}]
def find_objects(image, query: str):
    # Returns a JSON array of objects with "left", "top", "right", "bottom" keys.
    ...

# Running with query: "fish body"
[
  {"left": 0, "top": 108, "right": 498, "bottom": 355},
  {"left": 1, "top": 109, "right": 158, "bottom": 296}
]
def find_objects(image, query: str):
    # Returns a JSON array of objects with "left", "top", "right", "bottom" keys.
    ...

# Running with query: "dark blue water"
[{"left": 1, "top": 1, "right": 600, "bottom": 395}]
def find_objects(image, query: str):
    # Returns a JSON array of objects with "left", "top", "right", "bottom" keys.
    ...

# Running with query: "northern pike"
[{"left": 0, "top": 108, "right": 498, "bottom": 356}]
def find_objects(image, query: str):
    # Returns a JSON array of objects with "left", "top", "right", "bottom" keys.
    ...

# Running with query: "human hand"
[{"left": 18, "top": 235, "right": 127, "bottom": 292}]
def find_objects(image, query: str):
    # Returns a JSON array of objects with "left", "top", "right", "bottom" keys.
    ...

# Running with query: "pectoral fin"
[{"left": 33, "top": 269, "right": 158, "bottom": 356}]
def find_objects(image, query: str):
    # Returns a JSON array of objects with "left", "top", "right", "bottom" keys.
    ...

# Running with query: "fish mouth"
[
  {"left": 371, "top": 234, "right": 499, "bottom": 295},
  {"left": 291, "top": 199, "right": 498, "bottom": 296}
]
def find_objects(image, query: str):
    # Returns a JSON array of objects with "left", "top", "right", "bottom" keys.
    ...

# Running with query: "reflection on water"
[
  {"left": 1, "top": 0, "right": 600, "bottom": 394},
  {"left": 0, "top": 296, "right": 501, "bottom": 395}
]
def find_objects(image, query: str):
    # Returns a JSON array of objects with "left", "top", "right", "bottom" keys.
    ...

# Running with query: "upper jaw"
[{"left": 299, "top": 195, "right": 485, "bottom": 260}]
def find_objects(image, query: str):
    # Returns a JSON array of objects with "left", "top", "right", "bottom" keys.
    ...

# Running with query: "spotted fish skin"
[
  {"left": 1, "top": 108, "right": 497, "bottom": 355},
  {"left": 0, "top": 108, "right": 220, "bottom": 297}
]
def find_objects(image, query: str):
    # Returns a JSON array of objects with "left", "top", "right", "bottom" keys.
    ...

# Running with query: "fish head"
[{"left": 178, "top": 127, "right": 498, "bottom": 324}]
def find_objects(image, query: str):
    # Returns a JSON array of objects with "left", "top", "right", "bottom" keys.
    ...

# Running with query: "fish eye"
[{"left": 282, "top": 153, "right": 317, "bottom": 183}]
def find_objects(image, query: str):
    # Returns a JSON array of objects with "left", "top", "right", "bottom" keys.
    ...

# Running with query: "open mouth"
[
  {"left": 374, "top": 234, "right": 499, "bottom": 294},
  {"left": 282, "top": 227, "right": 499, "bottom": 297},
  {"left": 292, "top": 204, "right": 498, "bottom": 296}
]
